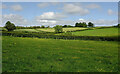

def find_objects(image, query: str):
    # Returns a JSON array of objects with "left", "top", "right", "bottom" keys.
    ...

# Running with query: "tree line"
[{"left": 4, "top": 21, "right": 119, "bottom": 32}]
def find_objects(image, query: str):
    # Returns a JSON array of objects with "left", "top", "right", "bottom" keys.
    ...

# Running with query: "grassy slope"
[
  {"left": 2, "top": 36, "right": 118, "bottom": 72},
  {"left": 36, "top": 27, "right": 87, "bottom": 32},
  {"left": 72, "top": 28, "right": 118, "bottom": 37},
  {"left": 14, "top": 29, "right": 40, "bottom": 32}
]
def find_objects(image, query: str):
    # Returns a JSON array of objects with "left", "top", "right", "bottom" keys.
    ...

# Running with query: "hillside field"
[
  {"left": 2, "top": 36, "right": 118, "bottom": 72},
  {"left": 12, "top": 27, "right": 87, "bottom": 33},
  {"left": 71, "top": 28, "right": 118, "bottom": 37}
]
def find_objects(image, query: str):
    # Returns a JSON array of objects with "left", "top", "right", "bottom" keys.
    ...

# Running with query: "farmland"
[
  {"left": 36, "top": 27, "right": 87, "bottom": 32},
  {"left": 12, "top": 27, "right": 87, "bottom": 33},
  {"left": 71, "top": 28, "right": 118, "bottom": 37},
  {"left": 2, "top": 36, "right": 118, "bottom": 72},
  {"left": 57, "top": 27, "right": 118, "bottom": 37}
]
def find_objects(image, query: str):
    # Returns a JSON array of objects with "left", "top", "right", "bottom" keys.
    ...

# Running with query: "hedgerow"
[{"left": 2, "top": 31, "right": 119, "bottom": 41}]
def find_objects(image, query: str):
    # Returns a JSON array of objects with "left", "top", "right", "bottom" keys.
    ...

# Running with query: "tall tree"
[{"left": 4, "top": 21, "right": 16, "bottom": 31}]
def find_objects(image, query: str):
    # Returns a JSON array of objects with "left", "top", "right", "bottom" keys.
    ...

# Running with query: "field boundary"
[{"left": 2, "top": 31, "right": 119, "bottom": 41}]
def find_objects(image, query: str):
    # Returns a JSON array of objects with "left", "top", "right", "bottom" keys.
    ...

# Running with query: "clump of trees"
[
  {"left": 75, "top": 22, "right": 87, "bottom": 27},
  {"left": 63, "top": 25, "right": 73, "bottom": 28},
  {"left": 75, "top": 22, "right": 94, "bottom": 27},
  {"left": 54, "top": 25, "right": 63, "bottom": 33},
  {"left": 88, "top": 22, "right": 94, "bottom": 27},
  {"left": 4, "top": 21, "right": 16, "bottom": 31}
]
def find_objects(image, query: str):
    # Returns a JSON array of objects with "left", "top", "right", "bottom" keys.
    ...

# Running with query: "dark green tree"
[
  {"left": 88, "top": 22, "right": 94, "bottom": 27},
  {"left": 63, "top": 25, "right": 67, "bottom": 27},
  {"left": 75, "top": 22, "right": 79, "bottom": 27},
  {"left": 54, "top": 25, "right": 63, "bottom": 33},
  {"left": 75, "top": 22, "right": 87, "bottom": 27},
  {"left": 4, "top": 21, "right": 16, "bottom": 31},
  {"left": 41, "top": 25, "right": 45, "bottom": 28},
  {"left": 117, "top": 24, "right": 120, "bottom": 27}
]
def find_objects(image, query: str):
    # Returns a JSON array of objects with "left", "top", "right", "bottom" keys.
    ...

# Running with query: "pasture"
[
  {"left": 69, "top": 28, "right": 118, "bottom": 37},
  {"left": 2, "top": 36, "right": 118, "bottom": 72},
  {"left": 14, "top": 29, "right": 40, "bottom": 33},
  {"left": 36, "top": 27, "right": 87, "bottom": 32}
]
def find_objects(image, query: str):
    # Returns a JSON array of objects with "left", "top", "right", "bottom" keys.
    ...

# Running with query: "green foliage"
[
  {"left": 63, "top": 25, "right": 67, "bottom": 27},
  {"left": 117, "top": 24, "right": 120, "bottom": 27},
  {"left": 2, "top": 31, "right": 118, "bottom": 41},
  {"left": 63, "top": 25, "right": 73, "bottom": 28},
  {"left": 46, "top": 26, "right": 50, "bottom": 28},
  {"left": 75, "top": 22, "right": 87, "bottom": 27},
  {"left": 2, "top": 36, "right": 118, "bottom": 72},
  {"left": 4, "top": 21, "right": 16, "bottom": 31},
  {"left": 88, "top": 22, "right": 94, "bottom": 27},
  {"left": 54, "top": 25, "right": 63, "bottom": 33},
  {"left": 41, "top": 25, "right": 45, "bottom": 28}
]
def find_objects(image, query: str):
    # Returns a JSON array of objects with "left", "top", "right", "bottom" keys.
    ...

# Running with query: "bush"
[
  {"left": 54, "top": 25, "right": 63, "bottom": 33},
  {"left": 4, "top": 21, "right": 16, "bottom": 31}
]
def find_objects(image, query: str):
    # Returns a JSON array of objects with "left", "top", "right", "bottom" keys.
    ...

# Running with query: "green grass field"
[
  {"left": 71, "top": 28, "right": 118, "bottom": 37},
  {"left": 36, "top": 27, "right": 87, "bottom": 32},
  {"left": 2, "top": 36, "right": 118, "bottom": 72},
  {"left": 14, "top": 29, "right": 40, "bottom": 32}
]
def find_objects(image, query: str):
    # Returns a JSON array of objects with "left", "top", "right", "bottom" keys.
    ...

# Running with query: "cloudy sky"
[{"left": 1, "top": 2, "right": 118, "bottom": 27}]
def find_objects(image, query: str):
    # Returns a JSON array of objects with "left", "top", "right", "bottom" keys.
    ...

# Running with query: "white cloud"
[
  {"left": 38, "top": 12, "right": 66, "bottom": 20},
  {"left": 35, "top": 12, "right": 67, "bottom": 26},
  {"left": 2, "top": 14, "right": 29, "bottom": 26},
  {"left": 85, "top": 4, "right": 100, "bottom": 9},
  {"left": 63, "top": 4, "right": 89, "bottom": 16},
  {"left": 10, "top": 5, "right": 23, "bottom": 11}
]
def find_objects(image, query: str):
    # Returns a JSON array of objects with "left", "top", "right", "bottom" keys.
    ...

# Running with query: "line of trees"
[
  {"left": 62, "top": 25, "right": 73, "bottom": 28},
  {"left": 16, "top": 25, "right": 50, "bottom": 29},
  {"left": 75, "top": 22, "right": 94, "bottom": 27},
  {"left": 4, "top": 21, "right": 119, "bottom": 32}
]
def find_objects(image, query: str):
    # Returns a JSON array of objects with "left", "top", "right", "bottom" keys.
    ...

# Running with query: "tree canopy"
[{"left": 4, "top": 21, "right": 16, "bottom": 31}]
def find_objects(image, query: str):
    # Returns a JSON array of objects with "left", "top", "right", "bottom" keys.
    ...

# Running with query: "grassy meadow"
[
  {"left": 2, "top": 26, "right": 119, "bottom": 72},
  {"left": 2, "top": 36, "right": 118, "bottom": 72},
  {"left": 35, "top": 27, "right": 87, "bottom": 32},
  {"left": 71, "top": 28, "right": 118, "bottom": 37}
]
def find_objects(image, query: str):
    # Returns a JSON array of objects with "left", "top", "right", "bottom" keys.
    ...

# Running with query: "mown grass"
[
  {"left": 2, "top": 36, "right": 118, "bottom": 72},
  {"left": 71, "top": 28, "right": 118, "bottom": 37}
]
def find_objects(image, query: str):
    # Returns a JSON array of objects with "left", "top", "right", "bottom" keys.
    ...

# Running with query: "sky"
[{"left": 1, "top": 2, "right": 118, "bottom": 27}]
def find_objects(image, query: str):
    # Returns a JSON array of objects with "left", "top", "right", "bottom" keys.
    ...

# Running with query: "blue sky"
[{"left": 1, "top": 2, "right": 118, "bottom": 27}]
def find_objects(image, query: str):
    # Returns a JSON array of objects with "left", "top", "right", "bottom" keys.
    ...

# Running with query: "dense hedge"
[{"left": 2, "top": 31, "right": 119, "bottom": 41}]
